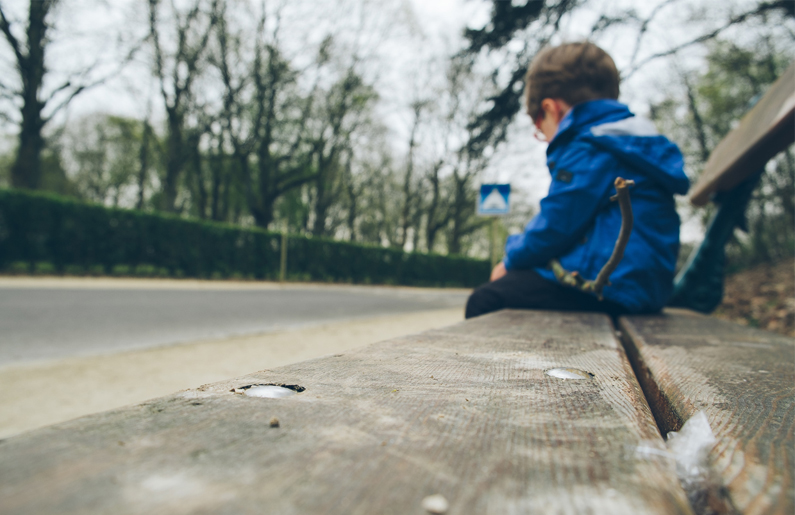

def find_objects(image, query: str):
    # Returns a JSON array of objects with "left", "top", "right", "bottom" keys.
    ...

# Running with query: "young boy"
[{"left": 466, "top": 42, "right": 689, "bottom": 319}]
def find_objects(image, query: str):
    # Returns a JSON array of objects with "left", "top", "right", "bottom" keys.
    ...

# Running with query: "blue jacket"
[{"left": 503, "top": 100, "right": 689, "bottom": 313}]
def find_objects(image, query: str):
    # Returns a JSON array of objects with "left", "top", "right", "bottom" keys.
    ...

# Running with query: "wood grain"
[
  {"left": 0, "top": 310, "right": 692, "bottom": 515},
  {"left": 689, "top": 61, "right": 795, "bottom": 206},
  {"left": 620, "top": 313, "right": 795, "bottom": 515}
]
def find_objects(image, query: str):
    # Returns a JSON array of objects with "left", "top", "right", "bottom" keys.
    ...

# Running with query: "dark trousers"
[{"left": 465, "top": 268, "right": 627, "bottom": 319}]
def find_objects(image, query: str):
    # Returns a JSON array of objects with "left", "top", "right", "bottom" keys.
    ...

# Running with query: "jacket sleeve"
[{"left": 503, "top": 142, "right": 617, "bottom": 271}]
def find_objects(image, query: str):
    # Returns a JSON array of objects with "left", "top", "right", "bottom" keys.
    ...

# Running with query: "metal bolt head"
[
  {"left": 242, "top": 385, "right": 298, "bottom": 398},
  {"left": 545, "top": 368, "right": 594, "bottom": 380},
  {"left": 422, "top": 494, "right": 449, "bottom": 514}
]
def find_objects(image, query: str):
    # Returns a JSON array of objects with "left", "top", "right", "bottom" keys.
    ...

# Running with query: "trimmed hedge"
[{"left": 0, "top": 188, "right": 489, "bottom": 287}]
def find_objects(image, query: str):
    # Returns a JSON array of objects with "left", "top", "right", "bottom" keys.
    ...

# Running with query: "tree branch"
[
  {"left": 0, "top": 79, "right": 17, "bottom": 98},
  {"left": 628, "top": 0, "right": 678, "bottom": 69},
  {"left": 0, "top": 3, "right": 24, "bottom": 67},
  {"left": 45, "top": 79, "right": 74, "bottom": 101},
  {"left": 42, "top": 36, "right": 142, "bottom": 125},
  {"left": 274, "top": 169, "right": 317, "bottom": 196},
  {"left": 623, "top": 1, "right": 793, "bottom": 80},
  {"left": 148, "top": 0, "right": 169, "bottom": 104},
  {"left": 43, "top": 84, "right": 85, "bottom": 122},
  {"left": 550, "top": 178, "right": 635, "bottom": 299}
]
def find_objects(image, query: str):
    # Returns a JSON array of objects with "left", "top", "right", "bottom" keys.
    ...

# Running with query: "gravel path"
[{"left": 0, "top": 307, "right": 464, "bottom": 439}]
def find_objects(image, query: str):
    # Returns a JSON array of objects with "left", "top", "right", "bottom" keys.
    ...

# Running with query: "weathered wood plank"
[
  {"left": 620, "top": 313, "right": 795, "bottom": 515},
  {"left": 689, "top": 61, "right": 795, "bottom": 206},
  {"left": 0, "top": 311, "right": 692, "bottom": 515}
]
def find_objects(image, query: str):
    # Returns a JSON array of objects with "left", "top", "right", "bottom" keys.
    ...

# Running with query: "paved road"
[{"left": 0, "top": 283, "right": 468, "bottom": 366}]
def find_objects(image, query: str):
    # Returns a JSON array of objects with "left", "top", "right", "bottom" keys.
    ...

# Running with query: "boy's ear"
[{"left": 540, "top": 98, "right": 571, "bottom": 123}]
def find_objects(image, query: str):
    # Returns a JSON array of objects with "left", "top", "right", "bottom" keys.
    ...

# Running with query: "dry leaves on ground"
[{"left": 713, "top": 258, "right": 794, "bottom": 337}]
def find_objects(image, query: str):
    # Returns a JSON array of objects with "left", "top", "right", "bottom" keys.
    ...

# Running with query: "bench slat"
[
  {"left": 689, "top": 61, "right": 795, "bottom": 207},
  {"left": 620, "top": 313, "right": 795, "bottom": 514},
  {"left": 0, "top": 310, "right": 691, "bottom": 515}
]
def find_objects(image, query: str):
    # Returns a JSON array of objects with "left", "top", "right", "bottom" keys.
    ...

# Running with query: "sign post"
[
  {"left": 280, "top": 232, "right": 288, "bottom": 282},
  {"left": 489, "top": 218, "right": 499, "bottom": 269},
  {"left": 477, "top": 184, "right": 511, "bottom": 269}
]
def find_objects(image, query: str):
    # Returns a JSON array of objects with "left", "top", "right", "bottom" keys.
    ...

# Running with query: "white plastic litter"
[
  {"left": 666, "top": 411, "right": 717, "bottom": 487},
  {"left": 632, "top": 412, "right": 721, "bottom": 512}
]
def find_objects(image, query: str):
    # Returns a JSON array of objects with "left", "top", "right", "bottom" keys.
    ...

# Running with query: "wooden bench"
[
  {"left": 0, "top": 311, "right": 693, "bottom": 514},
  {"left": 0, "top": 309, "right": 790, "bottom": 514},
  {"left": 0, "top": 64, "right": 792, "bottom": 515},
  {"left": 620, "top": 312, "right": 794, "bottom": 515}
]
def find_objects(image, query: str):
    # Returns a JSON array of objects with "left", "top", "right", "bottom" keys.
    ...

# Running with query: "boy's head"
[{"left": 524, "top": 42, "right": 620, "bottom": 122}]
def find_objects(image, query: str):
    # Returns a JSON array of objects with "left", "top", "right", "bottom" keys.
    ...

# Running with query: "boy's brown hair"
[{"left": 524, "top": 42, "right": 620, "bottom": 119}]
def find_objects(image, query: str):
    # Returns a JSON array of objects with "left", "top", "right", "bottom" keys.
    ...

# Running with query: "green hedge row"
[{"left": 0, "top": 188, "right": 489, "bottom": 287}]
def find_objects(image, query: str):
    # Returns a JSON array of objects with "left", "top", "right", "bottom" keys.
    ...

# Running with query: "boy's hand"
[{"left": 490, "top": 262, "right": 507, "bottom": 282}]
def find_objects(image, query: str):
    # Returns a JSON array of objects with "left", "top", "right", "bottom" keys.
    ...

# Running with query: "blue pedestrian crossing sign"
[{"left": 477, "top": 184, "right": 510, "bottom": 215}]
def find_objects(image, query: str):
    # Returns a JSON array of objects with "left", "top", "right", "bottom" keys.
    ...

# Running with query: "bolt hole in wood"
[
  {"left": 544, "top": 368, "right": 595, "bottom": 380},
  {"left": 231, "top": 384, "right": 306, "bottom": 398}
]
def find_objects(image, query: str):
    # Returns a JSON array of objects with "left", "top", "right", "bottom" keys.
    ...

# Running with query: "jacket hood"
[{"left": 551, "top": 100, "right": 690, "bottom": 196}]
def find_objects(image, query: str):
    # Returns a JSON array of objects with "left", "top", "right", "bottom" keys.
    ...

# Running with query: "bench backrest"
[{"left": 689, "top": 61, "right": 795, "bottom": 206}]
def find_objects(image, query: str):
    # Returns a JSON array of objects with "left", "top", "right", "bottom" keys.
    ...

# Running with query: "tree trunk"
[
  {"left": 425, "top": 161, "right": 446, "bottom": 252},
  {"left": 779, "top": 149, "right": 795, "bottom": 219},
  {"left": 189, "top": 132, "right": 207, "bottom": 219},
  {"left": 682, "top": 74, "right": 711, "bottom": 164},
  {"left": 345, "top": 157, "right": 357, "bottom": 242},
  {"left": 254, "top": 141, "right": 276, "bottom": 230},
  {"left": 162, "top": 108, "right": 185, "bottom": 211},
  {"left": 11, "top": 113, "right": 44, "bottom": 189},
  {"left": 312, "top": 148, "right": 332, "bottom": 237},
  {"left": 137, "top": 120, "right": 152, "bottom": 209},
  {"left": 346, "top": 188, "right": 357, "bottom": 241},
  {"left": 447, "top": 174, "right": 468, "bottom": 255},
  {"left": 220, "top": 159, "right": 232, "bottom": 222},
  {"left": 210, "top": 136, "right": 223, "bottom": 221},
  {"left": 398, "top": 107, "right": 422, "bottom": 249},
  {"left": 7, "top": 1, "right": 49, "bottom": 190},
  {"left": 250, "top": 196, "right": 276, "bottom": 228},
  {"left": 411, "top": 200, "right": 422, "bottom": 252}
]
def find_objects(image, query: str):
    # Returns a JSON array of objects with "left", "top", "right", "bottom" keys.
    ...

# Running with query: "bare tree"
[
  {"left": 0, "top": 1, "right": 114, "bottom": 189},
  {"left": 137, "top": 117, "right": 154, "bottom": 210},
  {"left": 62, "top": 114, "right": 143, "bottom": 206},
  {"left": 147, "top": 0, "right": 218, "bottom": 212},
  {"left": 424, "top": 158, "right": 447, "bottom": 252},
  {"left": 310, "top": 68, "right": 375, "bottom": 237},
  {"left": 343, "top": 138, "right": 396, "bottom": 246},
  {"left": 211, "top": 4, "right": 328, "bottom": 229},
  {"left": 407, "top": 56, "right": 491, "bottom": 255},
  {"left": 447, "top": 152, "right": 486, "bottom": 255},
  {"left": 396, "top": 100, "right": 425, "bottom": 249}
]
